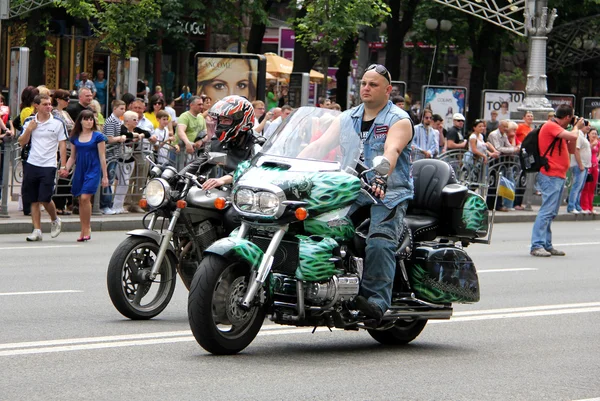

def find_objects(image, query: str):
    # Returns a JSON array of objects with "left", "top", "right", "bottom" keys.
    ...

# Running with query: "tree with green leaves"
[
  {"left": 59, "top": 0, "right": 161, "bottom": 97},
  {"left": 290, "top": 0, "right": 390, "bottom": 98}
]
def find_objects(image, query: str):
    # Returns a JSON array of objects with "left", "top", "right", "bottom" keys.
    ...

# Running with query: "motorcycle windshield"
[{"left": 259, "top": 107, "right": 362, "bottom": 172}]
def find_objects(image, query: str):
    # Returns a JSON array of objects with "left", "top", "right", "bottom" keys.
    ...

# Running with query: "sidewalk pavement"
[{"left": 0, "top": 197, "right": 598, "bottom": 235}]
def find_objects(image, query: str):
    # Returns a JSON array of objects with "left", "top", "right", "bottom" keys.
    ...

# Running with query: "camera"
[{"left": 570, "top": 116, "right": 588, "bottom": 126}]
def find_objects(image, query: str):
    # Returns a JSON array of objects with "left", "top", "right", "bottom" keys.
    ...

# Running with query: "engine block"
[{"left": 304, "top": 274, "right": 360, "bottom": 305}]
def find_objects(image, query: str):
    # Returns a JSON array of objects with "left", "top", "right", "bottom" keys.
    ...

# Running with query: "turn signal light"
[
  {"left": 176, "top": 200, "right": 187, "bottom": 209},
  {"left": 214, "top": 197, "right": 227, "bottom": 210},
  {"left": 139, "top": 199, "right": 148, "bottom": 209},
  {"left": 295, "top": 207, "right": 308, "bottom": 221}
]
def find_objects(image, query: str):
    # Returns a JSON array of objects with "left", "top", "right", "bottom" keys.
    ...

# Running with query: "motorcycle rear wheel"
[
  {"left": 107, "top": 236, "right": 177, "bottom": 320},
  {"left": 368, "top": 319, "right": 427, "bottom": 345},
  {"left": 188, "top": 255, "right": 265, "bottom": 355}
]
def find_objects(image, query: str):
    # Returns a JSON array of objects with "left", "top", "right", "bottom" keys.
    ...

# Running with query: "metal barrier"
[
  {"left": 0, "top": 139, "right": 204, "bottom": 217},
  {"left": 2, "top": 138, "right": 600, "bottom": 217}
]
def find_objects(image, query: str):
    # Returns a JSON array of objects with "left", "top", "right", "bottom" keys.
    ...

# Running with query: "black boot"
[{"left": 354, "top": 295, "right": 383, "bottom": 321}]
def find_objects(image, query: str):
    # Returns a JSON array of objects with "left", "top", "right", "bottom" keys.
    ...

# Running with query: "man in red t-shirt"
[
  {"left": 515, "top": 111, "right": 534, "bottom": 145},
  {"left": 530, "top": 105, "right": 582, "bottom": 257}
]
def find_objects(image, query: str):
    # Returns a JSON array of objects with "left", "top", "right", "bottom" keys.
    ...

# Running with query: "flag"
[{"left": 498, "top": 176, "right": 515, "bottom": 201}]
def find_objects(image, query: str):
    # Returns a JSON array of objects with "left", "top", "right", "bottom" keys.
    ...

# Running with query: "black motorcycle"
[
  {"left": 187, "top": 107, "right": 493, "bottom": 355},
  {"left": 107, "top": 152, "right": 236, "bottom": 320}
]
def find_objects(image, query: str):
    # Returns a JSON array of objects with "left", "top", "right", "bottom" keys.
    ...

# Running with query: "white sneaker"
[
  {"left": 50, "top": 218, "right": 62, "bottom": 238},
  {"left": 113, "top": 208, "right": 128, "bottom": 214},
  {"left": 568, "top": 210, "right": 581, "bottom": 214},
  {"left": 101, "top": 207, "right": 117, "bottom": 215},
  {"left": 26, "top": 229, "right": 43, "bottom": 242},
  {"left": 582, "top": 210, "right": 592, "bottom": 214}
]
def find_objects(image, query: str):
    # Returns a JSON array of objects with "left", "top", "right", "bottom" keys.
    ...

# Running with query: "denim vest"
[{"left": 340, "top": 101, "right": 414, "bottom": 208}]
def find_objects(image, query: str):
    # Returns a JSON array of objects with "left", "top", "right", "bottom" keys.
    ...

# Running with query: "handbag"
[{"left": 586, "top": 171, "right": 593, "bottom": 183}]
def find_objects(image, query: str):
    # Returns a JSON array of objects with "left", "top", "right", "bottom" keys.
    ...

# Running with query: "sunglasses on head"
[{"left": 365, "top": 64, "right": 392, "bottom": 83}]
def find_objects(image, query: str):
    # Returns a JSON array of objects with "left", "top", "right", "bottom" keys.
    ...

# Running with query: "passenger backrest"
[{"left": 409, "top": 159, "right": 457, "bottom": 215}]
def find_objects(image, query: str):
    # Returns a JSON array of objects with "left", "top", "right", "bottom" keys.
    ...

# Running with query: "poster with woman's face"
[{"left": 195, "top": 53, "right": 265, "bottom": 103}]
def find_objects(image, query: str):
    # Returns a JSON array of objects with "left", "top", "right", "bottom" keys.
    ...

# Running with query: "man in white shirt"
[
  {"left": 567, "top": 123, "right": 592, "bottom": 213},
  {"left": 263, "top": 105, "right": 292, "bottom": 139},
  {"left": 411, "top": 109, "right": 439, "bottom": 160},
  {"left": 18, "top": 94, "right": 68, "bottom": 241}
]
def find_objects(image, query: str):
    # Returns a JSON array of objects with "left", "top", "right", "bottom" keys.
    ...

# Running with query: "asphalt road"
[{"left": 0, "top": 221, "right": 599, "bottom": 401}]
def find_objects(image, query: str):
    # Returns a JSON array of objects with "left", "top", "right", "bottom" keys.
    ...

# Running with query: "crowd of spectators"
[{"left": 404, "top": 104, "right": 599, "bottom": 215}]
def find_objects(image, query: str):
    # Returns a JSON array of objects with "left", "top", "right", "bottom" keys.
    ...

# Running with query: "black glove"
[{"left": 367, "top": 173, "right": 387, "bottom": 198}]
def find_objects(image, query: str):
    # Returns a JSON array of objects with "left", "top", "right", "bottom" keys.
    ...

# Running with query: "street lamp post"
[
  {"left": 517, "top": 0, "right": 558, "bottom": 211},
  {"left": 425, "top": 18, "right": 452, "bottom": 85},
  {"left": 517, "top": 0, "right": 557, "bottom": 119}
]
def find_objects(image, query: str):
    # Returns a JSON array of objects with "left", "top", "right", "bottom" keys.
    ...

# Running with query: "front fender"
[
  {"left": 127, "top": 229, "right": 176, "bottom": 254},
  {"left": 204, "top": 237, "right": 264, "bottom": 271}
]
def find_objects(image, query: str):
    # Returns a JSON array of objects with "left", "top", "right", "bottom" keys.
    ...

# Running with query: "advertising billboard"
[
  {"left": 422, "top": 86, "right": 467, "bottom": 130},
  {"left": 582, "top": 97, "right": 600, "bottom": 119},
  {"left": 195, "top": 52, "right": 266, "bottom": 103},
  {"left": 481, "top": 90, "right": 525, "bottom": 121},
  {"left": 546, "top": 94, "right": 576, "bottom": 110}
]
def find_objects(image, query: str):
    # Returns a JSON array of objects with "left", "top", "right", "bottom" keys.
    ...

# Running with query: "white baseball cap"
[{"left": 453, "top": 113, "right": 466, "bottom": 121}]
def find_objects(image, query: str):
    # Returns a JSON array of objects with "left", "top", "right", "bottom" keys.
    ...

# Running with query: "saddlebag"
[
  {"left": 442, "top": 190, "right": 489, "bottom": 239},
  {"left": 406, "top": 244, "right": 480, "bottom": 304}
]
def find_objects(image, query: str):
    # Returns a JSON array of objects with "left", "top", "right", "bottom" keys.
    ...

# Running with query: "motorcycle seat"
[
  {"left": 404, "top": 214, "right": 439, "bottom": 242},
  {"left": 409, "top": 159, "right": 457, "bottom": 216}
]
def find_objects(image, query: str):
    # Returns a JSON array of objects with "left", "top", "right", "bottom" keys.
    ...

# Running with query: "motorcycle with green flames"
[{"left": 187, "top": 107, "right": 492, "bottom": 355}]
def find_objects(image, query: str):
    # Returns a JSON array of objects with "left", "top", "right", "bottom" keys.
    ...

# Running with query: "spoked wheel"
[
  {"left": 107, "top": 236, "right": 177, "bottom": 320},
  {"left": 13, "top": 160, "right": 23, "bottom": 184},
  {"left": 188, "top": 255, "right": 265, "bottom": 355},
  {"left": 368, "top": 319, "right": 428, "bottom": 345}
]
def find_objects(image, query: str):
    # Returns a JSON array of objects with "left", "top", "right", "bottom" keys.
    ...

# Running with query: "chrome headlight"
[
  {"left": 145, "top": 178, "right": 171, "bottom": 208},
  {"left": 234, "top": 188, "right": 255, "bottom": 211},
  {"left": 233, "top": 186, "right": 284, "bottom": 217},
  {"left": 258, "top": 192, "right": 280, "bottom": 215}
]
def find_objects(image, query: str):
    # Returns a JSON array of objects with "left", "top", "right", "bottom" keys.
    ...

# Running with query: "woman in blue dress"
[{"left": 62, "top": 110, "right": 109, "bottom": 241}]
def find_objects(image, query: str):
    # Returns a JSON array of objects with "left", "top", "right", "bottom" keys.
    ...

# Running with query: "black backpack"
[{"left": 519, "top": 123, "right": 561, "bottom": 172}]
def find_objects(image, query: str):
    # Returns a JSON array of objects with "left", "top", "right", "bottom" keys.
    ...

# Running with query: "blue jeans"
[
  {"left": 100, "top": 161, "right": 118, "bottom": 209},
  {"left": 531, "top": 173, "right": 565, "bottom": 251},
  {"left": 567, "top": 166, "right": 587, "bottom": 212},
  {"left": 351, "top": 194, "right": 408, "bottom": 314}
]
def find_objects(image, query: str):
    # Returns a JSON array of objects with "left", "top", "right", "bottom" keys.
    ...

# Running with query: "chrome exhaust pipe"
[{"left": 382, "top": 307, "right": 453, "bottom": 320}]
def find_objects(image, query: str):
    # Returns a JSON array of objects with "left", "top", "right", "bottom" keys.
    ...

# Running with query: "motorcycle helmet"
[{"left": 209, "top": 95, "right": 255, "bottom": 143}]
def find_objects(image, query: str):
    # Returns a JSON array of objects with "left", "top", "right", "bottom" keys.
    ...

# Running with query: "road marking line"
[
  {"left": 0, "top": 329, "right": 317, "bottom": 357},
  {"left": 478, "top": 268, "right": 537, "bottom": 273},
  {"left": 454, "top": 302, "right": 600, "bottom": 316},
  {"left": 0, "top": 325, "right": 289, "bottom": 350},
  {"left": 553, "top": 242, "right": 600, "bottom": 246},
  {"left": 0, "top": 245, "right": 81, "bottom": 250},
  {"left": 436, "top": 306, "right": 600, "bottom": 323},
  {"left": 0, "top": 290, "right": 83, "bottom": 296},
  {"left": 1, "top": 302, "right": 599, "bottom": 357},
  {"left": 571, "top": 398, "right": 600, "bottom": 401}
]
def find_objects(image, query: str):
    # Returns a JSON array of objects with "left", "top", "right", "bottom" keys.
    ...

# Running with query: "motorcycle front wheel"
[
  {"left": 368, "top": 319, "right": 428, "bottom": 345},
  {"left": 188, "top": 255, "right": 265, "bottom": 355},
  {"left": 107, "top": 236, "right": 177, "bottom": 320}
]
